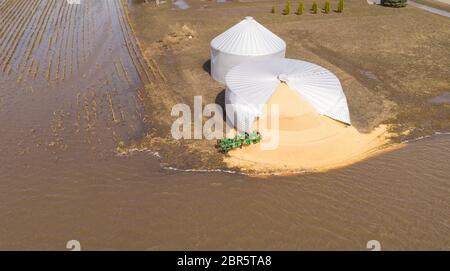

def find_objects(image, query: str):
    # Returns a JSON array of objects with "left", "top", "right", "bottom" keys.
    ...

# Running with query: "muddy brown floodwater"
[{"left": 0, "top": 0, "right": 449, "bottom": 250}]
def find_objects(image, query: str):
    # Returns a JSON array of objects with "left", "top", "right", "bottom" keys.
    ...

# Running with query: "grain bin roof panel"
[
  {"left": 211, "top": 16, "right": 286, "bottom": 56},
  {"left": 225, "top": 58, "right": 351, "bottom": 125}
]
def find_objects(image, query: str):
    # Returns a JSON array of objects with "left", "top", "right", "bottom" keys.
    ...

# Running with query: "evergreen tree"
[
  {"left": 271, "top": 5, "right": 276, "bottom": 14},
  {"left": 283, "top": 1, "right": 292, "bottom": 15},
  {"left": 296, "top": 2, "right": 304, "bottom": 15},
  {"left": 337, "top": 0, "right": 344, "bottom": 13},
  {"left": 382, "top": 0, "right": 407, "bottom": 7},
  {"left": 324, "top": 1, "right": 331, "bottom": 13},
  {"left": 312, "top": 1, "right": 318, "bottom": 14}
]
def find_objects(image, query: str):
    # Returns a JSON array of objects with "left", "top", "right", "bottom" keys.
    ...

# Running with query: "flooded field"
[
  {"left": 0, "top": 0, "right": 152, "bottom": 151},
  {"left": 0, "top": 0, "right": 449, "bottom": 250},
  {"left": 1, "top": 132, "right": 449, "bottom": 250}
]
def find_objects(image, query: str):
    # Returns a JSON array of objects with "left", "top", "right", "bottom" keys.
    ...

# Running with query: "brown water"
[{"left": 0, "top": 0, "right": 449, "bottom": 250}]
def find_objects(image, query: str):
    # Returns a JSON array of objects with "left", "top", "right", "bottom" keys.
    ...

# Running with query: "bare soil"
[{"left": 126, "top": 0, "right": 450, "bottom": 170}]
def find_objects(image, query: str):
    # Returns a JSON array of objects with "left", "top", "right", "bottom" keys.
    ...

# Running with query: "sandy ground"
[
  {"left": 126, "top": 0, "right": 450, "bottom": 172},
  {"left": 225, "top": 83, "right": 393, "bottom": 173}
]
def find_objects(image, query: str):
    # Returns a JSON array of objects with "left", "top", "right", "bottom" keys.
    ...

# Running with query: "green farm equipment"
[{"left": 217, "top": 132, "right": 262, "bottom": 153}]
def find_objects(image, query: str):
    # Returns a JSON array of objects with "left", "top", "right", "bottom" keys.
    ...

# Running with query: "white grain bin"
[
  {"left": 225, "top": 58, "right": 351, "bottom": 132},
  {"left": 210, "top": 16, "right": 286, "bottom": 84}
]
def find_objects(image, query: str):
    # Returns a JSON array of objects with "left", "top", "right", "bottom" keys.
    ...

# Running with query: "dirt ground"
[{"left": 125, "top": 0, "right": 450, "bottom": 170}]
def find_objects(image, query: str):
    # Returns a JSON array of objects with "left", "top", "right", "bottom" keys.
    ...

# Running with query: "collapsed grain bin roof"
[
  {"left": 211, "top": 16, "right": 286, "bottom": 56},
  {"left": 225, "top": 58, "right": 351, "bottom": 131}
]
